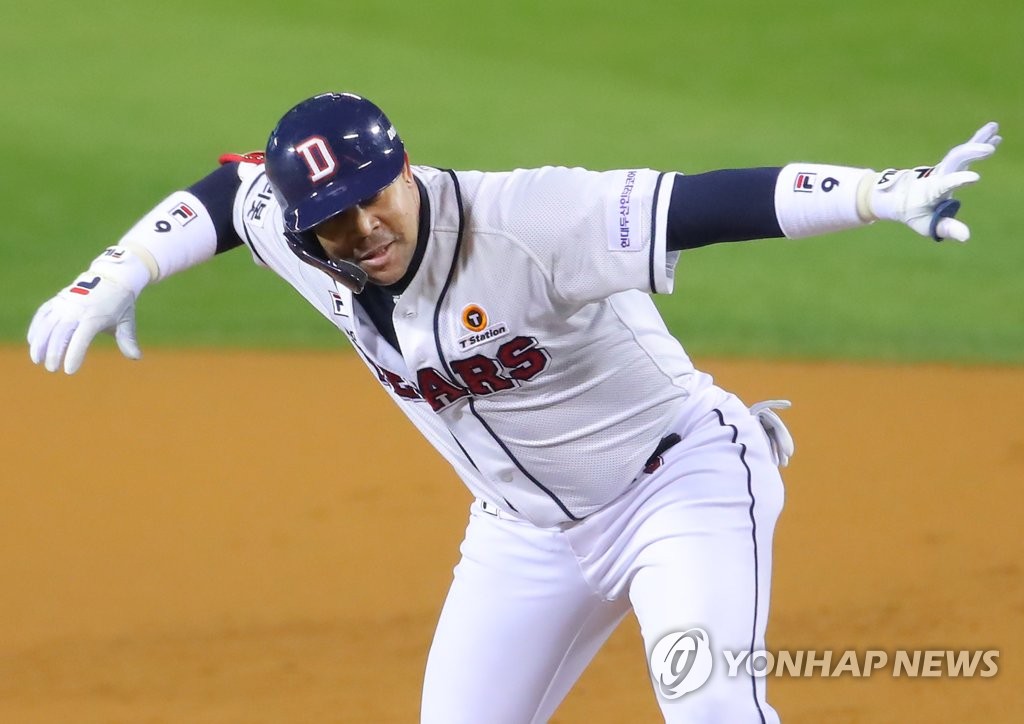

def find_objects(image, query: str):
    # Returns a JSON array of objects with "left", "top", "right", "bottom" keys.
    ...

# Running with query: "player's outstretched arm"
[
  {"left": 28, "top": 162, "right": 248, "bottom": 374},
  {"left": 666, "top": 122, "right": 1001, "bottom": 250}
]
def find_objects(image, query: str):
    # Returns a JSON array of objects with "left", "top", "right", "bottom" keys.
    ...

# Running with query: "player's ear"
[{"left": 400, "top": 152, "right": 414, "bottom": 181}]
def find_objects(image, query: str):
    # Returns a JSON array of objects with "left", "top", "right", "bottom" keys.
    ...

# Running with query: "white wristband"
[
  {"left": 87, "top": 246, "right": 154, "bottom": 297},
  {"left": 773, "top": 164, "right": 876, "bottom": 238},
  {"left": 115, "top": 190, "right": 218, "bottom": 280}
]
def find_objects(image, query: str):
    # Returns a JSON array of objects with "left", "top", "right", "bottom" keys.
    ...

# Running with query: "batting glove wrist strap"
[
  {"left": 773, "top": 164, "right": 875, "bottom": 239},
  {"left": 87, "top": 246, "right": 155, "bottom": 297},
  {"left": 860, "top": 122, "right": 1001, "bottom": 242}
]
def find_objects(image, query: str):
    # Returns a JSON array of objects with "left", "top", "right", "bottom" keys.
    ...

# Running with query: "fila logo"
[
  {"left": 70, "top": 276, "right": 101, "bottom": 296},
  {"left": 330, "top": 290, "right": 349, "bottom": 317},
  {"left": 794, "top": 172, "right": 816, "bottom": 192},
  {"left": 170, "top": 202, "right": 197, "bottom": 226},
  {"left": 295, "top": 136, "right": 337, "bottom": 182}
]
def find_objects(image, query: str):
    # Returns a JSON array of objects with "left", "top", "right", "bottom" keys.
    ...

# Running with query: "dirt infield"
[{"left": 2, "top": 347, "right": 1021, "bottom": 723}]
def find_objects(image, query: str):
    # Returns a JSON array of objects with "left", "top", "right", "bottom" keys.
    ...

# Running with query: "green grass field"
[{"left": 3, "top": 0, "right": 1021, "bottom": 363}]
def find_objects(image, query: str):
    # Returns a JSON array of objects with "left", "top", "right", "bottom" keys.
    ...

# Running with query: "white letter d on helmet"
[{"left": 295, "top": 136, "right": 337, "bottom": 182}]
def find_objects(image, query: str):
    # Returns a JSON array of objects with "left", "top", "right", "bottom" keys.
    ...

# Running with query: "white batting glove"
[
  {"left": 749, "top": 399, "right": 794, "bottom": 468},
  {"left": 28, "top": 248, "right": 152, "bottom": 374},
  {"left": 860, "top": 122, "right": 1001, "bottom": 242}
]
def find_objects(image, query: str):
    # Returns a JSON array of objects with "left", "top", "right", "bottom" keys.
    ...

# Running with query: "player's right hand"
[
  {"left": 865, "top": 122, "right": 1001, "bottom": 242},
  {"left": 28, "top": 267, "right": 142, "bottom": 374},
  {"left": 749, "top": 399, "right": 795, "bottom": 468}
]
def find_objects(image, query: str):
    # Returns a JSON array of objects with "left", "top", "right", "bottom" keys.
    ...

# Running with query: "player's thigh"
[
  {"left": 421, "top": 503, "right": 622, "bottom": 724},
  {"left": 531, "top": 599, "right": 631, "bottom": 724},
  {"left": 629, "top": 399, "right": 783, "bottom": 723},
  {"left": 630, "top": 535, "right": 780, "bottom": 724}
]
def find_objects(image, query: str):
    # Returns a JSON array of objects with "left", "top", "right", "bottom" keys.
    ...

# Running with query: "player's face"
[{"left": 313, "top": 162, "right": 420, "bottom": 287}]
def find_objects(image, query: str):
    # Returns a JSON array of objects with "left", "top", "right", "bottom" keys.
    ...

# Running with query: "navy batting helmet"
[{"left": 265, "top": 92, "right": 405, "bottom": 292}]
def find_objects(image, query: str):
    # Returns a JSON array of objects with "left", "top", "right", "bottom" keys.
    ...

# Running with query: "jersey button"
[{"left": 499, "top": 471, "right": 514, "bottom": 482}]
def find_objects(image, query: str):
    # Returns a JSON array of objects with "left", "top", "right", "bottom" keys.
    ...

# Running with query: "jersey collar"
[{"left": 382, "top": 176, "right": 430, "bottom": 296}]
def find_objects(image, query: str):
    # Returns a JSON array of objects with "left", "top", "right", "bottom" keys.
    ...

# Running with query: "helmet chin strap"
[
  {"left": 320, "top": 255, "right": 369, "bottom": 294},
  {"left": 285, "top": 236, "right": 369, "bottom": 293}
]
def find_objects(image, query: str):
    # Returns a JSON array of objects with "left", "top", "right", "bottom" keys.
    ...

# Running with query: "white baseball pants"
[{"left": 421, "top": 385, "right": 785, "bottom": 723}]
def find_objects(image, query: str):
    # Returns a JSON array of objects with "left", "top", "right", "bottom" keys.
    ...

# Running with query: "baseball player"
[{"left": 28, "top": 92, "right": 999, "bottom": 723}]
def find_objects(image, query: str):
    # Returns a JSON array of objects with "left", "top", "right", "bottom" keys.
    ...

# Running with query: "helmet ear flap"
[{"left": 284, "top": 231, "right": 369, "bottom": 293}]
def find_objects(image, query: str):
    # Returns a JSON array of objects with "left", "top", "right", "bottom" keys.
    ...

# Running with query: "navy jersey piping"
[
  {"left": 449, "top": 430, "right": 480, "bottom": 472},
  {"left": 433, "top": 170, "right": 580, "bottom": 522},
  {"left": 648, "top": 172, "right": 667, "bottom": 292},
  {"left": 714, "top": 407, "right": 768, "bottom": 724}
]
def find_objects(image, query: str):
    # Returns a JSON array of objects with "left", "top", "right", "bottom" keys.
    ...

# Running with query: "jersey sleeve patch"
[{"left": 605, "top": 170, "right": 644, "bottom": 252}]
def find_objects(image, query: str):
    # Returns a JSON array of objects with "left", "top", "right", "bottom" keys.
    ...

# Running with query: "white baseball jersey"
[{"left": 233, "top": 162, "right": 699, "bottom": 527}]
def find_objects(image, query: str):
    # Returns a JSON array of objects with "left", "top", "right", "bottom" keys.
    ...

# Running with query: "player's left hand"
[
  {"left": 864, "top": 122, "right": 1001, "bottom": 242},
  {"left": 750, "top": 399, "right": 794, "bottom": 468}
]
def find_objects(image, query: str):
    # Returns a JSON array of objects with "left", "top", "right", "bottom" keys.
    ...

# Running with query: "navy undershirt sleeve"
[
  {"left": 666, "top": 167, "right": 784, "bottom": 250},
  {"left": 186, "top": 162, "right": 244, "bottom": 254}
]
